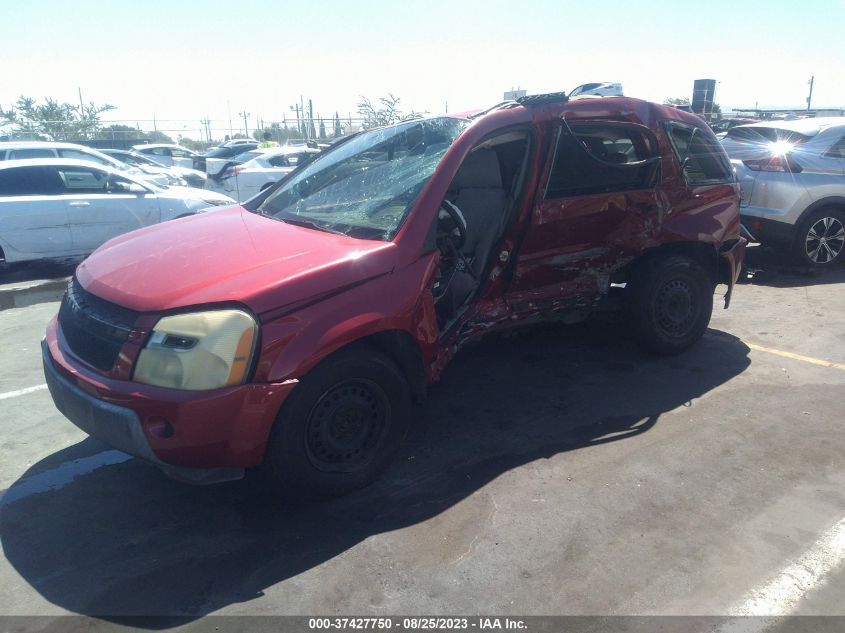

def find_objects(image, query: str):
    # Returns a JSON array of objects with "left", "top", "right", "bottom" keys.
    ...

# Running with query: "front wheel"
[
  {"left": 626, "top": 255, "right": 714, "bottom": 355},
  {"left": 262, "top": 348, "right": 411, "bottom": 499},
  {"left": 792, "top": 208, "right": 845, "bottom": 268}
]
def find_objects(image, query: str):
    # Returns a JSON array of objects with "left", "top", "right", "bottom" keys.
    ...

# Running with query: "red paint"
[{"left": 44, "top": 97, "right": 745, "bottom": 471}]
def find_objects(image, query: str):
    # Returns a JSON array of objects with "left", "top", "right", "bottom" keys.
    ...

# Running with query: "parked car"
[
  {"left": 206, "top": 146, "right": 320, "bottom": 202},
  {"left": 132, "top": 144, "right": 198, "bottom": 169},
  {"left": 721, "top": 118, "right": 845, "bottom": 266},
  {"left": 193, "top": 142, "right": 259, "bottom": 172},
  {"left": 101, "top": 149, "right": 207, "bottom": 188},
  {"left": 204, "top": 148, "right": 265, "bottom": 178},
  {"left": 43, "top": 95, "right": 745, "bottom": 497},
  {"left": 0, "top": 159, "right": 234, "bottom": 266},
  {"left": 569, "top": 82, "right": 624, "bottom": 98},
  {"left": 0, "top": 141, "right": 170, "bottom": 187}
]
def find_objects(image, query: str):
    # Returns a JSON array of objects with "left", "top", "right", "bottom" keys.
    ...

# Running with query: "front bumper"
[
  {"left": 43, "top": 318, "right": 299, "bottom": 481},
  {"left": 43, "top": 340, "right": 243, "bottom": 484}
]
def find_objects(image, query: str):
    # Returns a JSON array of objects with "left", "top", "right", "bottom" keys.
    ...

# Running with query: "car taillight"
[
  {"left": 742, "top": 155, "right": 802, "bottom": 173},
  {"left": 223, "top": 167, "right": 243, "bottom": 178}
]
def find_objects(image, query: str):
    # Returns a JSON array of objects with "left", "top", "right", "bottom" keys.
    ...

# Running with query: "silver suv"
[{"left": 721, "top": 118, "right": 845, "bottom": 267}]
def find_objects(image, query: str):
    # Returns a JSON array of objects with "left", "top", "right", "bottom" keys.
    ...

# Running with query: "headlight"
[{"left": 133, "top": 309, "right": 258, "bottom": 390}]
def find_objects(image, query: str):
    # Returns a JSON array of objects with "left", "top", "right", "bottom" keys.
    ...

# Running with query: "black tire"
[
  {"left": 263, "top": 347, "right": 412, "bottom": 499},
  {"left": 626, "top": 255, "right": 714, "bottom": 355},
  {"left": 792, "top": 208, "right": 845, "bottom": 268}
]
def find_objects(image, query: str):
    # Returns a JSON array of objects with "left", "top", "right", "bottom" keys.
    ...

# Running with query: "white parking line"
[
  {"left": 0, "top": 384, "right": 47, "bottom": 401},
  {"left": 717, "top": 517, "right": 845, "bottom": 632}
]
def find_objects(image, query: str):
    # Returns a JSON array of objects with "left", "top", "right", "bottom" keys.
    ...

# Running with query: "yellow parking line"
[{"left": 746, "top": 342, "right": 845, "bottom": 371}]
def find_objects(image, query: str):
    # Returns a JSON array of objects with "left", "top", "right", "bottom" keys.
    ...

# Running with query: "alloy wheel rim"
[
  {"left": 305, "top": 379, "right": 389, "bottom": 473},
  {"left": 805, "top": 216, "right": 845, "bottom": 264}
]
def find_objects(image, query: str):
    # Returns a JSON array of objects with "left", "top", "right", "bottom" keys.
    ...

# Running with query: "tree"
[
  {"left": 95, "top": 124, "right": 142, "bottom": 141},
  {"left": 0, "top": 95, "right": 115, "bottom": 140},
  {"left": 357, "top": 93, "right": 404, "bottom": 128}
]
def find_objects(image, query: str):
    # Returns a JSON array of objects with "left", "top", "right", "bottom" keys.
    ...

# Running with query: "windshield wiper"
[{"left": 280, "top": 216, "right": 348, "bottom": 237}]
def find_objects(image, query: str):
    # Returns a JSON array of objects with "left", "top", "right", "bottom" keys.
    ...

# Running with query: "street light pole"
[
  {"left": 239, "top": 111, "right": 250, "bottom": 137},
  {"left": 807, "top": 76, "right": 814, "bottom": 111}
]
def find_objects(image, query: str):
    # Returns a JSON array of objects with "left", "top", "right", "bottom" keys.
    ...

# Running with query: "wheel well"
[
  {"left": 305, "top": 330, "right": 427, "bottom": 404},
  {"left": 617, "top": 242, "right": 719, "bottom": 285},
  {"left": 794, "top": 198, "right": 845, "bottom": 239}
]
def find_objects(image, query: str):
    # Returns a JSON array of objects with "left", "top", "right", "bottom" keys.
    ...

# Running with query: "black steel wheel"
[
  {"left": 304, "top": 379, "right": 390, "bottom": 473},
  {"left": 263, "top": 347, "right": 411, "bottom": 498},
  {"left": 626, "top": 255, "right": 714, "bottom": 355}
]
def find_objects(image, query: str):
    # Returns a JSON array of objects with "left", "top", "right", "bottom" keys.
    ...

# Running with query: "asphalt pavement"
[{"left": 0, "top": 248, "right": 843, "bottom": 626}]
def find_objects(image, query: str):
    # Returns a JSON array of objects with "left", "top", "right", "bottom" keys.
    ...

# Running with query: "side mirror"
[{"left": 127, "top": 183, "right": 148, "bottom": 194}]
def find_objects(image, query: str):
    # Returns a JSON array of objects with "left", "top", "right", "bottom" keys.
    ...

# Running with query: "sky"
[{"left": 2, "top": 0, "right": 844, "bottom": 139}]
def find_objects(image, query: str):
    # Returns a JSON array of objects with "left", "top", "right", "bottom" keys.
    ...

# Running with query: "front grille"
[{"left": 58, "top": 278, "right": 140, "bottom": 372}]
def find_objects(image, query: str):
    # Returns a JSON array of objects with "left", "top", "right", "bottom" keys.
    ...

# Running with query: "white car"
[
  {"left": 0, "top": 141, "right": 170, "bottom": 187},
  {"left": 101, "top": 149, "right": 208, "bottom": 188},
  {"left": 205, "top": 146, "right": 320, "bottom": 202},
  {"left": 0, "top": 159, "right": 234, "bottom": 266},
  {"left": 131, "top": 144, "right": 199, "bottom": 169}
]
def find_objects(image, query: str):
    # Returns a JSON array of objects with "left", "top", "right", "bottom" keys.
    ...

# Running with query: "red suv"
[{"left": 43, "top": 95, "right": 745, "bottom": 496}]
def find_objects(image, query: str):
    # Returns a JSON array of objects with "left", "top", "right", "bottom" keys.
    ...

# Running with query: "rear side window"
[
  {"left": 546, "top": 123, "right": 659, "bottom": 198},
  {"left": 0, "top": 166, "right": 63, "bottom": 196},
  {"left": 665, "top": 122, "right": 734, "bottom": 185},
  {"left": 58, "top": 148, "right": 110, "bottom": 165},
  {"left": 825, "top": 135, "right": 845, "bottom": 159},
  {"left": 8, "top": 148, "right": 55, "bottom": 160}
]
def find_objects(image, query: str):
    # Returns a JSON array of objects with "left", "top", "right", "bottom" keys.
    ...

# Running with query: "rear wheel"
[
  {"left": 792, "top": 208, "right": 845, "bottom": 268},
  {"left": 626, "top": 255, "right": 714, "bottom": 355},
  {"left": 263, "top": 348, "right": 411, "bottom": 499}
]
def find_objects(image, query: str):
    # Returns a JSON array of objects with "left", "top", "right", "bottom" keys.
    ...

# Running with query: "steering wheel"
[{"left": 439, "top": 200, "right": 467, "bottom": 250}]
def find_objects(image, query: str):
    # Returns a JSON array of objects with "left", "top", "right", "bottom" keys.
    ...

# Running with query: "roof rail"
[
  {"left": 468, "top": 100, "right": 520, "bottom": 120},
  {"left": 516, "top": 92, "right": 570, "bottom": 106}
]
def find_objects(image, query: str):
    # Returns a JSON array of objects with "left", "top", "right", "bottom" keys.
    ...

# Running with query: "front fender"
[{"left": 256, "top": 254, "right": 440, "bottom": 384}]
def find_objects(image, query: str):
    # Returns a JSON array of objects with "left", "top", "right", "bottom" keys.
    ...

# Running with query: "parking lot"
[{"left": 0, "top": 246, "right": 843, "bottom": 622}]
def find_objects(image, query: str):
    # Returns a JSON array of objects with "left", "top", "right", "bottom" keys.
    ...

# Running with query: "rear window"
[
  {"left": 8, "top": 148, "right": 55, "bottom": 160},
  {"left": 726, "top": 126, "right": 811, "bottom": 145},
  {"left": 234, "top": 150, "right": 262, "bottom": 163},
  {"left": 665, "top": 122, "right": 734, "bottom": 185}
]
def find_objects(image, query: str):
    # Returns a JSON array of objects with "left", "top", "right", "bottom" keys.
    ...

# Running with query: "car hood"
[{"left": 76, "top": 206, "right": 397, "bottom": 316}]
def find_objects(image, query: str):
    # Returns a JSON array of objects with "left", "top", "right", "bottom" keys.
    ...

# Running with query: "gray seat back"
[{"left": 451, "top": 149, "right": 508, "bottom": 275}]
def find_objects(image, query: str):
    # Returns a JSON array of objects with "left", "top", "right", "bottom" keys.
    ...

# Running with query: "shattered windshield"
[{"left": 257, "top": 117, "right": 468, "bottom": 240}]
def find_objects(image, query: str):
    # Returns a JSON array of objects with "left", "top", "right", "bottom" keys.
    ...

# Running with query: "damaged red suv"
[{"left": 43, "top": 94, "right": 745, "bottom": 496}]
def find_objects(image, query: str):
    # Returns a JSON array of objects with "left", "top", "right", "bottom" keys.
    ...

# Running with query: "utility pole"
[
  {"left": 77, "top": 87, "right": 84, "bottom": 117},
  {"left": 239, "top": 111, "right": 250, "bottom": 137},
  {"left": 807, "top": 75, "right": 815, "bottom": 111},
  {"left": 227, "top": 100, "right": 233, "bottom": 138}
]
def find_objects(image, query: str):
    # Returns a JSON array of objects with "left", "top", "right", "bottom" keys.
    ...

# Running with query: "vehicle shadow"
[
  {"left": 0, "top": 322, "right": 751, "bottom": 622},
  {"left": 742, "top": 245, "right": 845, "bottom": 288},
  {"left": 0, "top": 260, "right": 76, "bottom": 286}
]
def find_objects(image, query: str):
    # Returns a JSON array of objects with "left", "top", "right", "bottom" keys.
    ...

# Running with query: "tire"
[
  {"left": 626, "top": 255, "right": 714, "bottom": 355},
  {"left": 262, "top": 347, "right": 412, "bottom": 499},
  {"left": 792, "top": 208, "right": 845, "bottom": 268}
]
